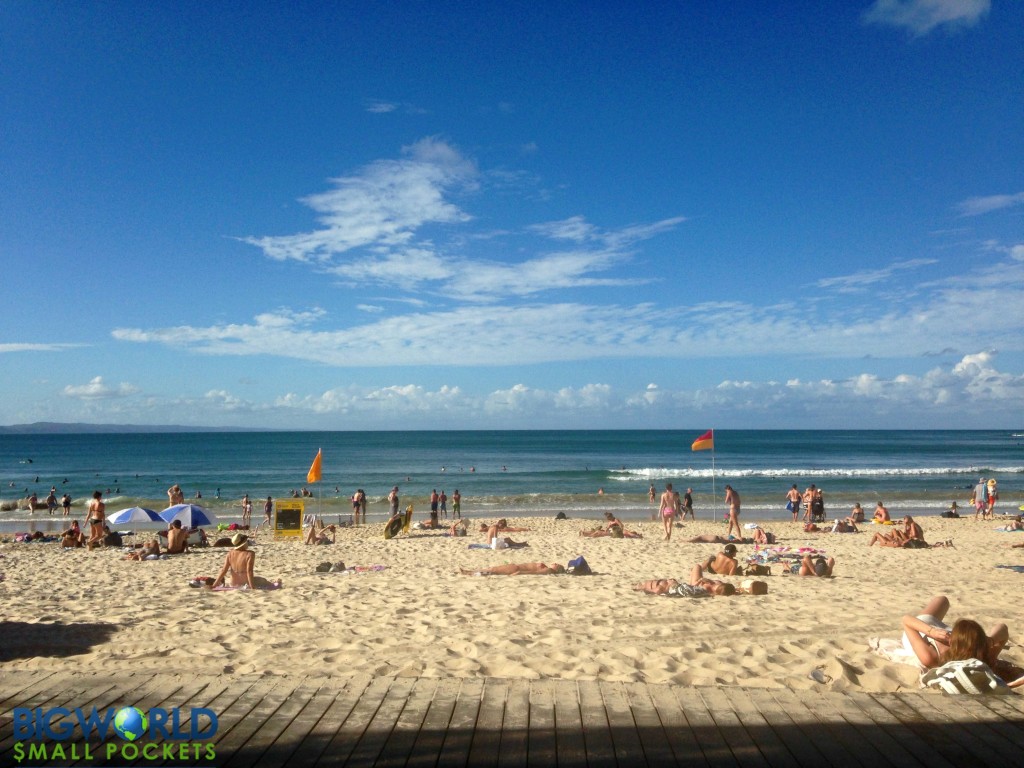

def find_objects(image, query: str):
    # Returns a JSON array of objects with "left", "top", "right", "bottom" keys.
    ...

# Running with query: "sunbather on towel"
[
  {"left": 125, "top": 539, "right": 162, "bottom": 561},
  {"left": 786, "top": 553, "right": 834, "bottom": 577},
  {"left": 684, "top": 534, "right": 750, "bottom": 544},
  {"left": 484, "top": 519, "right": 529, "bottom": 549},
  {"left": 633, "top": 563, "right": 737, "bottom": 596},
  {"left": 703, "top": 544, "right": 740, "bottom": 575},
  {"left": 460, "top": 562, "right": 565, "bottom": 576},
  {"left": 211, "top": 534, "right": 281, "bottom": 589}
]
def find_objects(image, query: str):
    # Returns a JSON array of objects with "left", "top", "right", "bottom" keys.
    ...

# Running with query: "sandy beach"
[{"left": 1, "top": 514, "right": 1022, "bottom": 694}]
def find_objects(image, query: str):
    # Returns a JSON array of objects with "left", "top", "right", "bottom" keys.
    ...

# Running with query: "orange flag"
[
  {"left": 307, "top": 448, "right": 322, "bottom": 483},
  {"left": 691, "top": 430, "right": 714, "bottom": 451}
]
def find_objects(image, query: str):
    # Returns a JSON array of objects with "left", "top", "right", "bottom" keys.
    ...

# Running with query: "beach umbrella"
[
  {"left": 107, "top": 507, "right": 162, "bottom": 525},
  {"left": 107, "top": 506, "right": 163, "bottom": 541},
  {"left": 160, "top": 503, "right": 217, "bottom": 529}
]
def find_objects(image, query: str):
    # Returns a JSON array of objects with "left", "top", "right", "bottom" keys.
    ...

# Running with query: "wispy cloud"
[
  {"left": 240, "top": 137, "right": 476, "bottom": 263},
  {"left": 0, "top": 343, "right": 80, "bottom": 353},
  {"left": 863, "top": 0, "right": 990, "bottom": 36},
  {"left": 815, "top": 258, "right": 936, "bottom": 292},
  {"left": 957, "top": 192, "right": 1024, "bottom": 217},
  {"left": 63, "top": 376, "right": 140, "bottom": 400},
  {"left": 111, "top": 254, "right": 1024, "bottom": 366},
  {"left": 241, "top": 140, "right": 684, "bottom": 301}
]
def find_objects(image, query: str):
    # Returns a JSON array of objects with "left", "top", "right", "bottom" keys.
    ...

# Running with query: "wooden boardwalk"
[{"left": 2, "top": 670, "right": 1023, "bottom": 767}]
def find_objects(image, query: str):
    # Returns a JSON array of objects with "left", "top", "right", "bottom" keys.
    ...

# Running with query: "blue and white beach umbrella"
[
  {"left": 159, "top": 503, "right": 218, "bottom": 529},
  {"left": 107, "top": 506, "right": 163, "bottom": 525}
]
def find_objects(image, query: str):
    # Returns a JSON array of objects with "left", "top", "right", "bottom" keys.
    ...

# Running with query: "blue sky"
[{"left": 2, "top": 1, "right": 1022, "bottom": 430}]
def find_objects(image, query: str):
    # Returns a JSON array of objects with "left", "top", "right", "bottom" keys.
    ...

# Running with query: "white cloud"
[
  {"left": 0, "top": 343, "right": 81, "bottom": 353},
  {"left": 957, "top": 192, "right": 1024, "bottom": 217},
  {"left": 62, "top": 377, "right": 140, "bottom": 400},
  {"left": 815, "top": 259, "right": 936, "bottom": 292},
  {"left": 240, "top": 137, "right": 477, "bottom": 263},
  {"left": 863, "top": 0, "right": 990, "bottom": 36}
]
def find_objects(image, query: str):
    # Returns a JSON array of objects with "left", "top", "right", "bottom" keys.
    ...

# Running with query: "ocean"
[{"left": 1, "top": 430, "right": 1021, "bottom": 532}]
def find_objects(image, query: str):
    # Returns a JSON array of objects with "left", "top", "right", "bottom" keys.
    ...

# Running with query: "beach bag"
[
  {"left": 920, "top": 659, "right": 1010, "bottom": 695},
  {"left": 743, "top": 563, "right": 771, "bottom": 577},
  {"left": 555, "top": 512, "right": 567, "bottom": 520},
  {"left": 566, "top": 555, "right": 592, "bottom": 575}
]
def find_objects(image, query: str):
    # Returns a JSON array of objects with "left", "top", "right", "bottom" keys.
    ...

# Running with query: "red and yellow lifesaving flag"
[
  {"left": 307, "top": 448, "right": 323, "bottom": 483},
  {"left": 691, "top": 430, "right": 714, "bottom": 452}
]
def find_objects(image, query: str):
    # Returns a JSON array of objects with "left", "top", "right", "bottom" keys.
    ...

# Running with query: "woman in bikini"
[
  {"left": 211, "top": 534, "right": 280, "bottom": 589},
  {"left": 902, "top": 595, "right": 1023, "bottom": 685},
  {"left": 86, "top": 491, "right": 105, "bottom": 549}
]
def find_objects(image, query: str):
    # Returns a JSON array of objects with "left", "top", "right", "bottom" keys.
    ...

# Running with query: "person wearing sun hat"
[{"left": 211, "top": 533, "right": 281, "bottom": 589}]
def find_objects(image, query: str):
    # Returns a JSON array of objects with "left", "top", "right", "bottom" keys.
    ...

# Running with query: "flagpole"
[{"left": 712, "top": 431, "right": 717, "bottom": 522}]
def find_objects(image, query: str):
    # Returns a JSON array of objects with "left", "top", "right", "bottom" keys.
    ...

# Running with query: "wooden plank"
[
  {"left": 814, "top": 690, "right": 922, "bottom": 768},
  {"left": 204, "top": 677, "right": 288, "bottom": 763},
  {"left": 622, "top": 681, "right": 676, "bottom": 766},
  {"left": 673, "top": 686, "right": 739, "bottom": 767},
  {"left": 768, "top": 688, "right": 866, "bottom": 768},
  {"left": 219, "top": 679, "right": 324, "bottom": 768},
  {"left": 863, "top": 693, "right": 959, "bottom": 768},
  {"left": 551, "top": 681, "right": 588, "bottom": 768},
  {"left": 743, "top": 689, "right": 829, "bottom": 768},
  {"left": 525, "top": 680, "right": 557, "bottom": 768},
  {"left": 408, "top": 677, "right": 460, "bottom": 768},
  {"left": 436, "top": 677, "right": 484, "bottom": 768},
  {"left": 601, "top": 681, "right": 647, "bottom": 766},
  {"left": 697, "top": 687, "right": 775, "bottom": 766},
  {"left": 896, "top": 692, "right": 1023, "bottom": 766},
  {"left": 296, "top": 675, "right": 374, "bottom": 766},
  {"left": 465, "top": 678, "right": 506, "bottom": 768},
  {"left": 374, "top": 676, "right": 435, "bottom": 768},
  {"left": 646, "top": 684, "right": 710, "bottom": 767},
  {"left": 497, "top": 679, "right": 530, "bottom": 768},
  {"left": 719, "top": 688, "right": 800, "bottom": 768},
  {"left": 577, "top": 679, "right": 616, "bottom": 766},
  {"left": 332, "top": 676, "right": 414, "bottom": 768}
]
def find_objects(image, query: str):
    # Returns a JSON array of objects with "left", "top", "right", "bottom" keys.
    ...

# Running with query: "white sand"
[{"left": 1, "top": 516, "right": 1022, "bottom": 693}]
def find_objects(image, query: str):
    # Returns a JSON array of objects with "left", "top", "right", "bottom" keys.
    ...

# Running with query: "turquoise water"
[{"left": 1, "top": 430, "right": 1021, "bottom": 531}]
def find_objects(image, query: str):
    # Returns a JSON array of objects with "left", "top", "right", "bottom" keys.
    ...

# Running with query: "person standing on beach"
[
  {"left": 430, "top": 489, "right": 439, "bottom": 519},
  {"left": 452, "top": 489, "right": 461, "bottom": 518},
  {"left": 167, "top": 484, "right": 184, "bottom": 506},
  {"left": 359, "top": 489, "right": 367, "bottom": 523},
  {"left": 241, "top": 494, "right": 252, "bottom": 527},
  {"left": 724, "top": 485, "right": 741, "bottom": 539},
  {"left": 439, "top": 490, "right": 448, "bottom": 518},
  {"left": 659, "top": 483, "right": 675, "bottom": 541},
  {"left": 683, "top": 488, "right": 694, "bottom": 520},
  {"left": 86, "top": 490, "right": 105, "bottom": 549},
  {"left": 389, "top": 486, "right": 400, "bottom": 517},
  {"left": 986, "top": 479, "right": 998, "bottom": 519},
  {"left": 61, "top": 492, "right": 71, "bottom": 516},
  {"left": 263, "top": 496, "right": 273, "bottom": 527},
  {"left": 801, "top": 484, "right": 815, "bottom": 523},
  {"left": 649, "top": 484, "right": 656, "bottom": 504},
  {"left": 973, "top": 478, "right": 987, "bottom": 520},
  {"left": 786, "top": 484, "right": 801, "bottom": 522}
]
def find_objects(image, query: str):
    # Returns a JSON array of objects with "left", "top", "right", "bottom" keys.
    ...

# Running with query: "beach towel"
[
  {"left": 665, "top": 584, "right": 710, "bottom": 598},
  {"left": 920, "top": 659, "right": 1010, "bottom": 695},
  {"left": 868, "top": 637, "right": 921, "bottom": 667}
]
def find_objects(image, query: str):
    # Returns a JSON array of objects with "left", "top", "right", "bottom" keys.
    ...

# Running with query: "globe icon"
[{"left": 113, "top": 706, "right": 148, "bottom": 742}]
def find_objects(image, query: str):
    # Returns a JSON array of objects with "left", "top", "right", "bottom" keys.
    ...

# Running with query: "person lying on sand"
[
  {"left": 305, "top": 522, "right": 337, "bottom": 545},
  {"left": 579, "top": 512, "right": 642, "bottom": 538},
  {"left": 684, "top": 534, "right": 750, "bottom": 544},
  {"left": 479, "top": 519, "right": 530, "bottom": 533},
  {"left": 996, "top": 515, "right": 1024, "bottom": 532},
  {"left": 830, "top": 519, "right": 859, "bottom": 533},
  {"left": 211, "top": 534, "right": 280, "bottom": 589},
  {"left": 787, "top": 553, "right": 834, "bottom": 576},
  {"left": 460, "top": 562, "right": 565, "bottom": 576},
  {"left": 633, "top": 563, "right": 740, "bottom": 596},
  {"left": 703, "top": 544, "right": 740, "bottom": 575},
  {"left": 902, "top": 594, "right": 1024, "bottom": 686},
  {"left": 485, "top": 519, "right": 529, "bottom": 549},
  {"left": 125, "top": 539, "right": 162, "bottom": 561}
]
